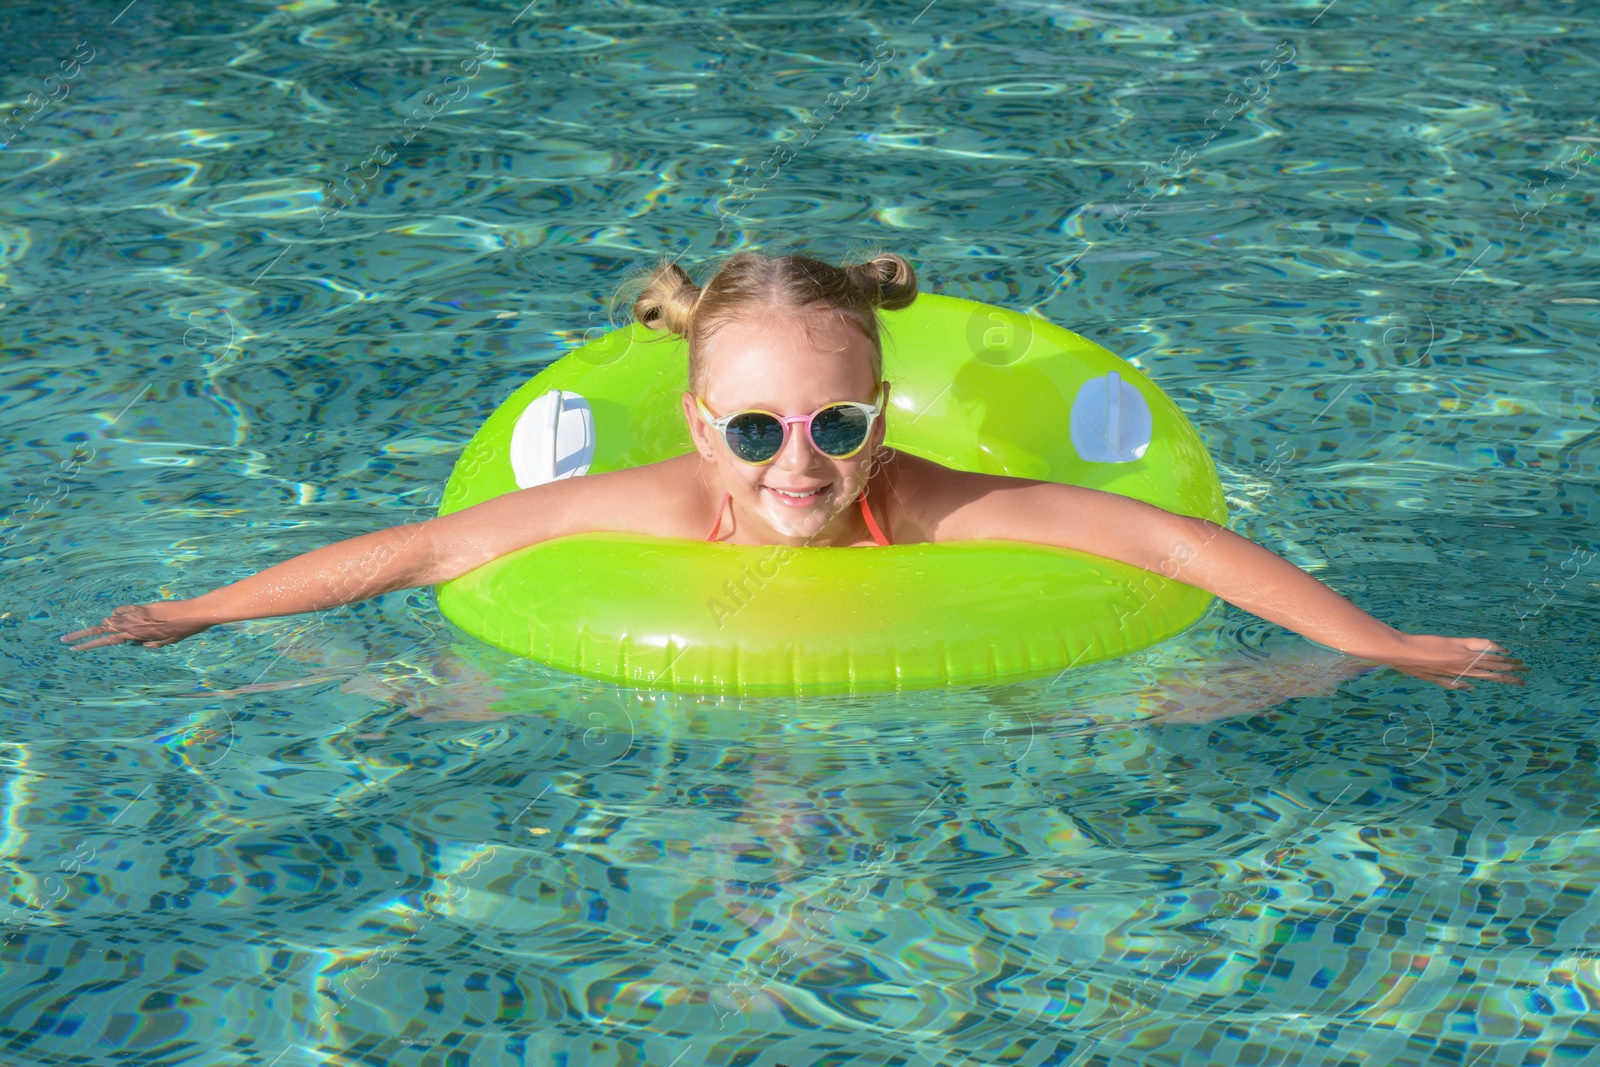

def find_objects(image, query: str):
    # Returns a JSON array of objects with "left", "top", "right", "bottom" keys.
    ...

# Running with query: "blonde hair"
[{"left": 630, "top": 251, "right": 918, "bottom": 393}]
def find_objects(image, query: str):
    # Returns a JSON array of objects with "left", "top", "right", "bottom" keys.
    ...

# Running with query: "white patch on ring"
[
  {"left": 510, "top": 389, "right": 595, "bottom": 488},
  {"left": 1070, "top": 371, "right": 1152, "bottom": 463}
]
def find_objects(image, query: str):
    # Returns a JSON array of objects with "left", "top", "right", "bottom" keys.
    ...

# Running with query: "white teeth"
[{"left": 771, "top": 487, "right": 821, "bottom": 498}]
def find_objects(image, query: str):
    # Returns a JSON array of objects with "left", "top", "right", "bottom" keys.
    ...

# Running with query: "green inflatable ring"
[{"left": 436, "top": 293, "right": 1227, "bottom": 695}]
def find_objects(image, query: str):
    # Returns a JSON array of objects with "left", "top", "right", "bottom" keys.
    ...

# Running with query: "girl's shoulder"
[
  {"left": 873, "top": 449, "right": 1012, "bottom": 542},
  {"left": 564, "top": 453, "right": 713, "bottom": 539},
  {"left": 875, "top": 449, "right": 1073, "bottom": 543},
  {"left": 453, "top": 453, "right": 712, "bottom": 544}
]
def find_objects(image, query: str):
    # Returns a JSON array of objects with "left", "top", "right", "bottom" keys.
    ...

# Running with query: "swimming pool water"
[{"left": 1, "top": 1, "right": 1596, "bottom": 1064}]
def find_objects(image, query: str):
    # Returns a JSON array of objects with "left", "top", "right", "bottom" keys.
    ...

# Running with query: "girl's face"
[{"left": 682, "top": 307, "right": 888, "bottom": 544}]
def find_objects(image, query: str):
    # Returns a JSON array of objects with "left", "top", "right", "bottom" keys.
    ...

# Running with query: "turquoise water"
[{"left": 1, "top": 0, "right": 1597, "bottom": 1064}]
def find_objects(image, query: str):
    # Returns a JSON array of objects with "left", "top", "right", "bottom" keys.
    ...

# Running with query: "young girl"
[{"left": 63, "top": 251, "right": 1524, "bottom": 690}]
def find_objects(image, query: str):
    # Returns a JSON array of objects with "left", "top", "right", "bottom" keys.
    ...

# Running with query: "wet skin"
[{"left": 62, "top": 306, "right": 1527, "bottom": 690}]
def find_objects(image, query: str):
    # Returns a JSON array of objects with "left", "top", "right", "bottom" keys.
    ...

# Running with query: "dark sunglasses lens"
[
  {"left": 724, "top": 411, "right": 785, "bottom": 463},
  {"left": 810, "top": 404, "right": 871, "bottom": 457}
]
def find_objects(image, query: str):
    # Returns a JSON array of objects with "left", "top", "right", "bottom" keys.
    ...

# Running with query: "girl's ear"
[{"left": 682, "top": 392, "right": 719, "bottom": 461}]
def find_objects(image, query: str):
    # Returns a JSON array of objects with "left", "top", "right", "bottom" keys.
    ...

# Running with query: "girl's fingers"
[
  {"left": 61, "top": 604, "right": 181, "bottom": 650},
  {"left": 1426, "top": 667, "right": 1522, "bottom": 687},
  {"left": 1455, "top": 659, "right": 1528, "bottom": 677},
  {"left": 67, "top": 633, "right": 131, "bottom": 651},
  {"left": 1466, "top": 651, "right": 1525, "bottom": 668},
  {"left": 1463, "top": 664, "right": 1527, "bottom": 679},
  {"left": 1390, "top": 660, "right": 1526, "bottom": 689},
  {"left": 1424, "top": 672, "right": 1476, "bottom": 690}
]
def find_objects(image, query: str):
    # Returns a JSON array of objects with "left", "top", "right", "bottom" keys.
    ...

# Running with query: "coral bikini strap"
[
  {"left": 705, "top": 489, "right": 890, "bottom": 546},
  {"left": 859, "top": 491, "right": 890, "bottom": 547},
  {"left": 705, "top": 491, "right": 731, "bottom": 542}
]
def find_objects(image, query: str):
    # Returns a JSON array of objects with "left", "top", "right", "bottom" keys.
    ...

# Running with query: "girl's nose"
[{"left": 773, "top": 419, "right": 822, "bottom": 469}]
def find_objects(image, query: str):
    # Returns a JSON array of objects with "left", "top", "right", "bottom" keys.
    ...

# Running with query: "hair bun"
[
  {"left": 845, "top": 252, "right": 918, "bottom": 311},
  {"left": 632, "top": 261, "right": 701, "bottom": 335}
]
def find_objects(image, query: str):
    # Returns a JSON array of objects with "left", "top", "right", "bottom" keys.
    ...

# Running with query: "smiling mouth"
[{"left": 764, "top": 484, "right": 828, "bottom": 505}]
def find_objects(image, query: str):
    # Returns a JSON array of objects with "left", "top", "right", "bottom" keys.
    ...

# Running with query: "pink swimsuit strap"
[{"left": 704, "top": 490, "right": 891, "bottom": 546}]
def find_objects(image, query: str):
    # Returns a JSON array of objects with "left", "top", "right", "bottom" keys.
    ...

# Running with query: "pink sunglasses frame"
[{"left": 693, "top": 386, "right": 885, "bottom": 466}]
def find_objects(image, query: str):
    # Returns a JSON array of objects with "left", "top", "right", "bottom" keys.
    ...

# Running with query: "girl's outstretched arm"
[
  {"left": 929, "top": 474, "right": 1527, "bottom": 690},
  {"left": 63, "top": 520, "right": 458, "bottom": 650},
  {"left": 60, "top": 464, "right": 673, "bottom": 651}
]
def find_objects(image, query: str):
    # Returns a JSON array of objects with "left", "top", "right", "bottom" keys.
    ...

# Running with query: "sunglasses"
[{"left": 694, "top": 387, "right": 884, "bottom": 465}]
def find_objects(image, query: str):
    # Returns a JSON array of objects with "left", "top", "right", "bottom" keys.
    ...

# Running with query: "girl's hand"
[
  {"left": 1142, "top": 649, "right": 1379, "bottom": 725},
  {"left": 60, "top": 601, "right": 212, "bottom": 651},
  {"left": 1355, "top": 633, "right": 1527, "bottom": 690}
]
